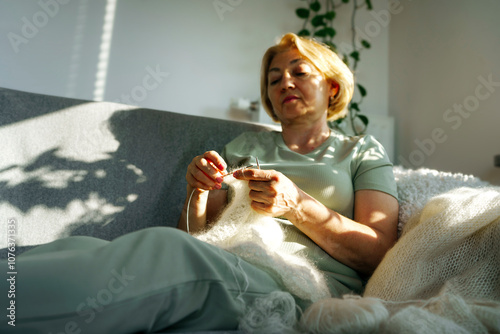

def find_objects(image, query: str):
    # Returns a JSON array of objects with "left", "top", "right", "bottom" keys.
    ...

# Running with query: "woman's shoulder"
[
  {"left": 329, "top": 132, "right": 392, "bottom": 169},
  {"left": 331, "top": 131, "right": 384, "bottom": 152},
  {"left": 331, "top": 130, "right": 377, "bottom": 143}
]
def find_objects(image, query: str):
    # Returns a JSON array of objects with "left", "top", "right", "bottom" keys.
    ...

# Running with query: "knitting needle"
[
  {"left": 222, "top": 165, "right": 254, "bottom": 178},
  {"left": 221, "top": 157, "right": 259, "bottom": 178}
]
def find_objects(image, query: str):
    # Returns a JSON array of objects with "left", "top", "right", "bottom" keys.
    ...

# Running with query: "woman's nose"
[{"left": 280, "top": 72, "right": 295, "bottom": 90}]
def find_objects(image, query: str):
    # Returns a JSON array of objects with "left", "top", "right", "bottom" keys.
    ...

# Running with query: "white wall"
[
  {"left": 2, "top": 0, "right": 498, "bottom": 182},
  {"left": 0, "top": 0, "right": 390, "bottom": 125},
  {"left": 389, "top": 0, "right": 500, "bottom": 185},
  {"left": 0, "top": 1, "right": 106, "bottom": 99}
]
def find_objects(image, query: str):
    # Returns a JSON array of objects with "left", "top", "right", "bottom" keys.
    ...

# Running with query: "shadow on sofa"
[{"left": 0, "top": 87, "right": 272, "bottom": 257}]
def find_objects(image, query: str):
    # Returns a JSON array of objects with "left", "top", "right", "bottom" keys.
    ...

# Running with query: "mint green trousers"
[{"left": 1, "top": 227, "right": 285, "bottom": 333}]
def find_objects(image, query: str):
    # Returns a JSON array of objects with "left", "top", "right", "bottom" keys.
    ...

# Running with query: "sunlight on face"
[{"left": 267, "top": 49, "right": 332, "bottom": 124}]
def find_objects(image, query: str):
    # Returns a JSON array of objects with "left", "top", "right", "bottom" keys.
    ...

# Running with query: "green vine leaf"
[
  {"left": 315, "top": 27, "right": 336, "bottom": 38},
  {"left": 314, "top": 28, "right": 328, "bottom": 37},
  {"left": 357, "top": 84, "right": 367, "bottom": 97},
  {"left": 361, "top": 39, "right": 371, "bottom": 48},
  {"left": 342, "top": 54, "right": 349, "bottom": 66},
  {"left": 325, "top": 11, "right": 336, "bottom": 20},
  {"left": 296, "top": 8, "right": 310, "bottom": 19},
  {"left": 342, "top": 0, "right": 349, "bottom": 3},
  {"left": 310, "top": 1, "right": 321, "bottom": 12},
  {"left": 311, "top": 14, "right": 325, "bottom": 27},
  {"left": 350, "top": 51, "right": 360, "bottom": 62},
  {"left": 358, "top": 114, "right": 369, "bottom": 127},
  {"left": 350, "top": 102, "right": 360, "bottom": 111},
  {"left": 365, "top": 0, "right": 373, "bottom": 10},
  {"left": 298, "top": 29, "right": 311, "bottom": 36}
]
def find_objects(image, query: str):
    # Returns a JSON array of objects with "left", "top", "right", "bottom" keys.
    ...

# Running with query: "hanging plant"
[{"left": 295, "top": 0, "right": 373, "bottom": 135}]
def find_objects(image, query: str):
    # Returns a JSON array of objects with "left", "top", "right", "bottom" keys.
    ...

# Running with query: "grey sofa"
[
  {"left": 0, "top": 87, "right": 272, "bottom": 256},
  {"left": 3, "top": 87, "right": 494, "bottom": 334}
]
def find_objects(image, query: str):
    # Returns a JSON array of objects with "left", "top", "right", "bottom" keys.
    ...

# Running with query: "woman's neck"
[{"left": 281, "top": 119, "right": 331, "bottom": 154}]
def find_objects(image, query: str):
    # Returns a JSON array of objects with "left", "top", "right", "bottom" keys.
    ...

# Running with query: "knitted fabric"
[
  {"left": 365, "top": 186, "right": 500, "bottom": 301},
  {"left": 194, "top": 175, "right": 331, "bottom": 303},
  {"left": 363, "top": 185, "right": 500, "bottom": 333}
]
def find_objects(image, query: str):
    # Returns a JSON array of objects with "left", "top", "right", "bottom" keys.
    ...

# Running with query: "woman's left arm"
[{"left": 233, "top": 168, "right": 399, "bottom": 276}]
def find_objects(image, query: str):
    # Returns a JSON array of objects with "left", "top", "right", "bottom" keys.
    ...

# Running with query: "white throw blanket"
[
  {"left": 195, "top": 167, "right": 500, "bottom": 333},
  {"left": 365, "top": 186, "right": 500, "bottom": 302}
]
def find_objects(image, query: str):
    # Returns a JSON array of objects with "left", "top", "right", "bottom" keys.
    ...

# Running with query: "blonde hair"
[{"left": 260, "top": 33, "right": 354, "bottom": 122}]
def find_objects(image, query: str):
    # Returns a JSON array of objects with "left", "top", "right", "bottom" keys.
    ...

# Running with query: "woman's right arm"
[{"left": 177, "top": 151, "right": 228, "bottom": 233}]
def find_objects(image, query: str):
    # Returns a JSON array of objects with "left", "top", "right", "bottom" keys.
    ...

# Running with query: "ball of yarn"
[
  {"left": 239, "top": 291, "right": 299, "bottom": 334},
  {"left": 299, "top": 295, "right": 389, "bottom": 334}
]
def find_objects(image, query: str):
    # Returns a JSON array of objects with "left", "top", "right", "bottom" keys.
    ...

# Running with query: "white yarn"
[
  {"left": 383, "top": 305, "right": 471, "bottom": 334},
  {"left": 381, "top": 286, "right": 500, "bottom": 334},
  {"left": 185, "top": 188, "right": 196, "bottom": 234},
  {"left": 238, "top": 291, "right": 300, "bottom": 334},
  {"left": 299, "top": 295, "right": 389, "bottom": 334},
  {"left": 194, "top": 175, "right": 331, "bottom": 303}
]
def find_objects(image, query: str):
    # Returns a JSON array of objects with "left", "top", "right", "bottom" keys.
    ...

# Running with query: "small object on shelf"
[
  {"left": 228, "top": 98, "right": 259, "bottom": 122},
  {"left": 495, "top": 154, "right": 500, "bottom": 167}
]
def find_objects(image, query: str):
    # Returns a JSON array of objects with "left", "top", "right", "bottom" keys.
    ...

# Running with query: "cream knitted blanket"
[{"left": 359, "top": 186, "right": 500, "bottom": 333}]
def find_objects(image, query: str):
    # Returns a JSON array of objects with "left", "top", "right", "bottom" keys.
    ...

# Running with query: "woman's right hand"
[{"left": 186, "top": 151, "right": 227, "bottom": 191}]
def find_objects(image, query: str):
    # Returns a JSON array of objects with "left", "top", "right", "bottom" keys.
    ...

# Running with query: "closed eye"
[{"left": 269, "top": 77, "right": 280, "bottom": 85}]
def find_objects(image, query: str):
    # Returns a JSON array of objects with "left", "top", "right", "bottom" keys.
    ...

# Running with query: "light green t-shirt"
[
  {"left": 222, "top": 130, "right": 398, "bottom": 220},
  {"left": 222, "top": 130, "right": 398, "bottom": 296}
]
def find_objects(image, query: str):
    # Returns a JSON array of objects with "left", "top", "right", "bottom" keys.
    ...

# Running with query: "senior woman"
[
  {"left": 0, "top": 33, "right": 398, "bottom": 334},
  {"left": 180, "top": 32, "right": 398, "bottom": 276}
]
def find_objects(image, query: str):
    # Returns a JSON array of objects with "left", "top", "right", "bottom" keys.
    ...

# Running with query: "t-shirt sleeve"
[{"left": 351, "top": 135, "right": 399, "bottom": 200}]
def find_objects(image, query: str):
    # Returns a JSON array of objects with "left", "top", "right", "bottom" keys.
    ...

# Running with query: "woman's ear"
[{"left": 330, "top": 81, "right": 340, "bottom": 98}]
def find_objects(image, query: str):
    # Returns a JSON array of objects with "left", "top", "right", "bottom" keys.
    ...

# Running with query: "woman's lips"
[{"left": 283, "top": 96, "right": 298, "bottom": 104}]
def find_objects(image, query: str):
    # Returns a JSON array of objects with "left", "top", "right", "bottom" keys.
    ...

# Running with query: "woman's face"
[{"left": 267, "top": 48, "right": 334, "bottom": 125}]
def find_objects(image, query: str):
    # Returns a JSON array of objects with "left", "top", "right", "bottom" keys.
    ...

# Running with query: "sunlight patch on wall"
[
  {"left": 65, "top": 0, "right": 89, "bottom": 98},
  {"left": 92, "top": 0, "right": 117, "bottom": 101}
]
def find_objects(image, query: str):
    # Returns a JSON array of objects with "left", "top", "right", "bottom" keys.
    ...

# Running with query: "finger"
[
  {"left": 190, "top": 165, "right": 222, "bottom": 187},
  {"left": 250, "top": 201, "right": 274, "bottom": 216},
  {"left": 204, "top": 151, "right": 227, "bottom": 172},
  {"left": 187, "top": 156, "right": 222, "bottom": 188},
  {"left": 195, "top": 157, "right": 224, "bottom": 183},
  {"left": 186, "top": 172, "right": 221, "bottom": 190},
  {"left": 233, "top": 168, "right": 277, "bottom": 181},
  {"left": 249, "top": 189, "right": 274, "bottom": 204},
  {"left": 186, "top": 167, "right": 211, "bottom": 189},
  {"left": 247, "top": 181, "right": 278, "bottom": 198}
]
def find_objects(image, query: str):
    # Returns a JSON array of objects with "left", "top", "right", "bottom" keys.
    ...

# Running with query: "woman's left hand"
[{"left": 233, "top": 168, "right": 301, "bottom": 218}]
